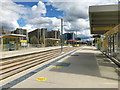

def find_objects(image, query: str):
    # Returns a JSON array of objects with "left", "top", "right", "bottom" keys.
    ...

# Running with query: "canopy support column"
[
  {"left": 2, "top": 38, "right": 4, "bottom": 50},
  {"left": 17, "top": 38, "right": 19, "bottom": 50}
]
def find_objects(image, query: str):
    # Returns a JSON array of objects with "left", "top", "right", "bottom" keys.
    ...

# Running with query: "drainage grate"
[{"left": 56, "top": 62, "right": 71, "bottom": 67}]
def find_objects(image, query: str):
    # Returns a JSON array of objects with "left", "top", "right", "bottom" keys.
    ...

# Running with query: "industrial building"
[
  {"left": 47, "top": 30, "right": 60, "bottom": 39},
  {"left": 28, "top": 28, "right": 47, "bottom": 44},
  {"left": 62, "top": 33, "right": 75, "bottom": 41}
]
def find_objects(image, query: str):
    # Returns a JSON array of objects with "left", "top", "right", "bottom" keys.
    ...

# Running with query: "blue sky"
[{"left": 15, "top": 2, "right": 64, "bottom": 27}]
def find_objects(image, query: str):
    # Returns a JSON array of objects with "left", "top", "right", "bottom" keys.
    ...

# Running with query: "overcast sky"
[{"left": 0, "top": 0, "right": 118, "bottom": 38}]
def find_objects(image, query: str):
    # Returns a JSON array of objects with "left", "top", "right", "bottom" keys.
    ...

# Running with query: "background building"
[
  {"left": 63, "top": 33, "right": 75, "bottom": 41},
  {"left": 2, "top": 30, "right": 11, "bottom": 35},
  {"left": 47, "top": 30, "right": 60, "bottom": 39},
  {"left": 1, "top": 26, "right": 11, "bottom": 35},
  {"left": 28, "top": 28, "right": 47, "bottom": 44},
  {"left": 11, "top": 28, "right": 27, "bottom": 41},
  {"left": 75, "top": 37, "right": 81, "bottom": 41}
]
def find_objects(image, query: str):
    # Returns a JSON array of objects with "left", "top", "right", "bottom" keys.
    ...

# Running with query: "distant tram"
[
  {"left": 68, "top": 40, "right": 80, "bottom": 47},
  {"left": 74, "top": 41, "right": 80, "bottom": 47}
]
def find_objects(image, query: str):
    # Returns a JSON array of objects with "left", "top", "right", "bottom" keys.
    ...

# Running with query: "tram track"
[
  {"left": 1, "top": 50, "right": 59, "bottom": 67},
  {"left": 0, "top": 47, "right": 76, "bottom": 80}
]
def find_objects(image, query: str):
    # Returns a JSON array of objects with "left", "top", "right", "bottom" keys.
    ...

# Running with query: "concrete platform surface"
[{"left": 2, "top": 46, "right": 119, "bottom": 88}]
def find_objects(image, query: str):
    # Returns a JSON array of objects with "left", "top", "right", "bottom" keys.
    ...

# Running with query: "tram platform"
[
  {"left": 1, "top": 46, "right": 119, "bottom": 88},
  {"left": 1, "top": 46, "right": 68, "bottom": 59}
]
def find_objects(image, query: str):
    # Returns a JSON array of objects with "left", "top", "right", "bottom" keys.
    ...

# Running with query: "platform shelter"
[
  {"left": 1, "top": 34, "right": 26, "bottom": 50},
  {"left": 89, "top": 4, "right": 120, "bottom": 60}
]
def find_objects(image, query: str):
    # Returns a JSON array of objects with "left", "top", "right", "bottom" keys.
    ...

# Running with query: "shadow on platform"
[{"left": 50, "top": 52, "right": 118, "bottom": 81}]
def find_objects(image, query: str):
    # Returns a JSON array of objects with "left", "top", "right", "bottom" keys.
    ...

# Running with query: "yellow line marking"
[
  {"left": 54, "top": 66, "right": 61, "bottom": 68},
  {"left": 64, "top": 60, "right": 69, "bottom": 62},
  {"left": 36, "top": 77, "right": 46, "bottom": 81}
]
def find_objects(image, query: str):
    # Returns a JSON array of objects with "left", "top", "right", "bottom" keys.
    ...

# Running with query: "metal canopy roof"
[
  {"left": 91, "top": 35, "right": 101, "bottom": 38},
  {"left": 1, "top": 34, "right": 26, "bottom": 38},
  {"left": 89, "top": 4, "right": 119, "bottom": 34},
  {"left": 46, "top": 38, "right": 60, "bottom": 41}
]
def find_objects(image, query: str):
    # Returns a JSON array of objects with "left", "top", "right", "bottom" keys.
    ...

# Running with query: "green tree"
[
  {"left": 66, "top": 40, "right": 69, "bottom": 45},
  {"left": 30, "top": 36, "right": 39, "bottom": 44},
  {"left": 40, "top": 36, "right": 44, "bottom": 43}
]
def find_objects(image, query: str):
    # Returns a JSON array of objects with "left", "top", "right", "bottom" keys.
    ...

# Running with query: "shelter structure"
[
  {"left": 1, "top": 34, "right": 26, "bottom": 50},
  {"left": 45, "top": 38, "right": 60, "bottom": 47},
  {"left": 89, "top": 4, "right": 120, "bottom": 60}
]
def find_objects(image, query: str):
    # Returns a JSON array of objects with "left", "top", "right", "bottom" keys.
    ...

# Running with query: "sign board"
[
  {"left": 20, "top": 40, "right": 27, "bottom": 43},
  {"left": 9, "top": 41, "right": 15, "bottom": 43},
  {"left": 20, "top": 40, "right": 27, "bottom": 47},
  {"left": 56, "top": 41, "right": 59, "bottom": 43},
  {"left": 9, "top": 41, "right": 15, "bottom": 51}
]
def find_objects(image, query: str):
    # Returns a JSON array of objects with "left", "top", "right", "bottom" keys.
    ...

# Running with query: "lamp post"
[
  {"left": 54, "top": 18, "right": 67, "bottom": 53},
  {"left": 61, "top": 18, "right": 63, "bottom": 53},
  {"left": 26, "top": 30, "right": 29, "bottom": 48}
]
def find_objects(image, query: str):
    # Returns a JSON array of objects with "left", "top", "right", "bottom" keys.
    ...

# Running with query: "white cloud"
[
  {"left": 21, "top": 24, "right": 37, "bottom": 32},
  {"left": 22, "top": 17, "right": 61, "bottom": 32},
  {"left": 31, "top": 1, "right": 46, "bottom": 16},
  {"left": 26, "top": 17, "right": 52, "bottom": 25},
  {"left": 23, "top": 1, "right": 61, "bottom": 31},
  {"left": 0, "top": 0, "right": 26, "bottom": 31},
  {"left": 24, "top": 1, "right": 47, "bottom": 21},
  {"left": 51, "top": 0, "right": 117, "bottom": 37}
]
